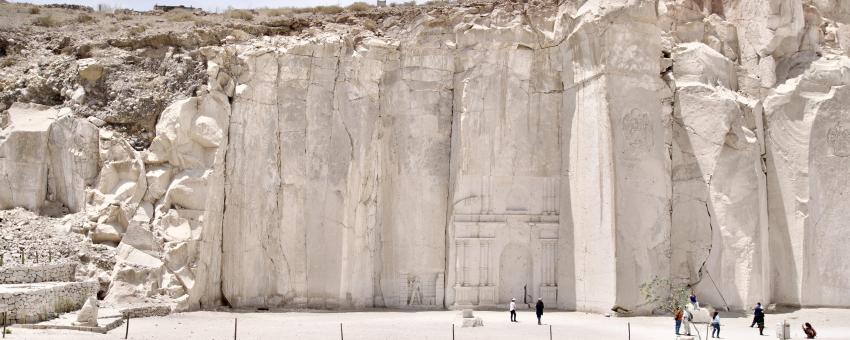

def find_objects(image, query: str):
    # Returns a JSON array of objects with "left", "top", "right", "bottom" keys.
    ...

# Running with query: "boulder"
[
  {"left": 47, "top": 115, "right": 99, "bottom": 213},
  {"left": 73, "top": 296, "right": 98, "bottom": 327},
  {"left": 0, "top": 103, "right": 56, "bottom": 212},
  {"left": 104, "top": 244, "right": 165, "bottom": 303},
  {"left": 144, "top": 165, "right": 172, "bottom": 202},
  {"left": 838, "top": 23, "right": 850, "bottom": 56},
  {"left": 77, "top": 58, "right": 104, "bottom": 82},
  {"left": 162, "top": 170, "right": 208, "bottom": 211},
  {"left": 71, "top": 87, "right": 86, "bottom": 104},
  {"left": 91, "top": 223, "right": 123, "bottom": 244},
  {"left": 120, "top": 223, "right": 160, "bottom": 255},
  {"left": 160, "top": 210, "right": 193, "bottom": 242},
  {"left": 87, "top": 137, "right": 147, "bottom": 243},
  {"left": 673, "top": 42, "right": 738, "bottom": 90},
  {"left": 461, "top": 316, "right": 484, "bottom": 327}
]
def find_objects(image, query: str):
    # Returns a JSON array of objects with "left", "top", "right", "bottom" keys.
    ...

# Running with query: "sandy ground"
[{"left": 5, "top": 308, "right": 850, "bottom": 340}]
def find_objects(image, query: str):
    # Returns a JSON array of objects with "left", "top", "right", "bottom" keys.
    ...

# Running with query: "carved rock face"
[{"left": 3, "top": 0, "right": 850, "bottom": 314}]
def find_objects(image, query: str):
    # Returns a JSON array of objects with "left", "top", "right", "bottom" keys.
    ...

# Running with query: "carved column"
[
  {"left": 463, "top": 241, "right": 471, "bottom": 285},
  {"left": 455, "top": 240, "right": 464, "bottom": 285},
  {"left": 479, "top": 240, "right": 490, "bottom": 286},
  {"left": 541, "top": 240, "right": 557, "bottom": 286}
]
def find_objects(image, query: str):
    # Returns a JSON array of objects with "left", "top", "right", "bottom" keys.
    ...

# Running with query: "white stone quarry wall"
[
  {"left": 764, "top": 57, "right": 850, "bottom": 307},
  {"left": 564, "top": 2, "right": 672, "bottom": 313},
  {"left": 0, "top": 263, "right": 77, "bottom": 284},
  {"left": 217, "top": 31, "right": 451, "bottom": 309},
  {"left": 3, "top": 0, "right": 850, "bottom": 314},
  {"left": 670, "top": 42, "right": 770, "bottom": 311}
]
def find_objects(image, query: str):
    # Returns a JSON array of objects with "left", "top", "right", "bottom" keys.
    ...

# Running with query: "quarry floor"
[{"left": 7, "top": 308, "right": 850, "bottom": 340}]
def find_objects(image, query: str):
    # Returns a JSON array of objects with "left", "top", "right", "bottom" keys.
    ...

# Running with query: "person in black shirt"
[
  {"left": 751, "top": 302, "right": 765, "bottom": 335},
  {"left": 535, "top": 298, "right": 544, "bottom": 325}
]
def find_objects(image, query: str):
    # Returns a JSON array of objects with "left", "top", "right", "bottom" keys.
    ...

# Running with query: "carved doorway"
[{"left": 499, "top": 243, "right": 531, "bottom": 304}]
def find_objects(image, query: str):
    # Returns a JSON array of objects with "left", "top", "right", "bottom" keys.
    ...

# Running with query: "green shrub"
[
  {"left": 28, "top": 6, "right": 40, "bottom": 14},
  {"left": 313, "top": 5, "right": 343, "bottom": 14},
  {"left": 225, "top": 8, "right": 254, "bottom": 21},
  {"left": 164, "top": 9, "right": 196, "bottom": 22},
  {"left": 193, "top": 19, "right": 213, "bottom": 27},
  {"left": 347, "top": 2, "right": 372, "bottom": 12},
  {"left": 263, "top": 7, "right": 291, "bottom": 16},
  {"left": 76, "top": 13, "right": 96, "bottom": 23},
  {"left": 639, "top": 276, "right": 691, "bottom": 314},
  {"left": 128, "top": 24, "right": 147, "bottom": 34},
  {"left": 32, "top": 14, "right": 59, "bottom": 27}
]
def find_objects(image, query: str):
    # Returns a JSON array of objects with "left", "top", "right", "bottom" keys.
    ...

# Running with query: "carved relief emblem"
[
  {"left": 827, "top": 122, "right": 850, "bottom": 157},
  {"left": 622, "top": 108, "right": 653, "bottom": 152}
]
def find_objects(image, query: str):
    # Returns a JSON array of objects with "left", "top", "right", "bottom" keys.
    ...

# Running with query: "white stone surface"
[
  {"left": 47, "top": 116, "right": 99, "bottom": 213},
  {"left": 4, "top": 0, "right": 850, "bottom": 315},
  {"left": 73, "top": 296, "right": 98, "bottom": 327},
  {"left": 670, "top": 40, "right": 770, "bottom": 311},
  {"left": 764, "top": 56, "right": 850, "bottom": 307},
  {"left": 0, "top": 103, "right": 56, "bottom": 212},
  {"left": 0, "top": 281, "right": 98, "bottom": 324},
  {"left": 0, "top": 263, "right": 77, "bottom": 284},
  {"left": 76, "top": 59, "right": 104, "bottom": 82}
]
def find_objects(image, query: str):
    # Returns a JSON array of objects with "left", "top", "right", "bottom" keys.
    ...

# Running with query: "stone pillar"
[
  {"left": 479, "top": 241, "right": 490, "bottom": 286},
  {"left": 463, "top": 241, "right": 471, "bottom": 286},
  {"left": 436, "top": 273, "right": 445, "bottom": 307},
  {"left": 455, "top": 240, "right": 464, "bottom": 286}
]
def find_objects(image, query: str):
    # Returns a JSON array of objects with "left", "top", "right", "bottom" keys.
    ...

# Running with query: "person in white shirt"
[
  {"left": 711, "top": 312, "right": 721, "bottom": 338},
  {"left": 509, "top": 298, "right": 517, "bottom": 322}
]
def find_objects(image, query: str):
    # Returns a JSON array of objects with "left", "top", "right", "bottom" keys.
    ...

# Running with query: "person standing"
[
  {"left": 750, "top": 302, "right": 762, "bottom": 326},
  {"left": 689, "top": 291, "right": 700, "bottom": 310},
  {"left": 682, "top": 308, "right": 693, "bottom": 336},
  {"left": 535, "top": 298, "right": 544, "bottom": 325},
  {"left": 711, "top": 312, "right": 721, "bottom": 338},
  {"left": 752, "top": 302, "right": 765, "bottom": 335},
  {"left": 674, "top": 307, "right": 684, "bottom": 335},
  {"left": 803, "top": 322, "right": 817, "bottom": 338},
  {"left": 509, "top": 298, "right": 517, "bottom": 322}
]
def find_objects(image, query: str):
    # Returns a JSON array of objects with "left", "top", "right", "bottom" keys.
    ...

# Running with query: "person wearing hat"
[
  {"left": 509, "top": 298, "right": 517, "bottom": 322},
  {"left": 535, "top": 298, "right": 545, "bottom": 325}
]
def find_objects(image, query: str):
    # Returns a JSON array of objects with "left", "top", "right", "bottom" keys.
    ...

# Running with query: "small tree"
[{"left": 639, "top": 276, "right": 690, "bottom": 314}]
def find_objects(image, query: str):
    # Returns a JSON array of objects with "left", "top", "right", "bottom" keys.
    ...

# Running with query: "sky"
[{"left": 10, "top": 0, "right": 417, "bottom": 11}]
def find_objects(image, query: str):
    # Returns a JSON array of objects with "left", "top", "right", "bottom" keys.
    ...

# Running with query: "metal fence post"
[
  {"left": 124, "top": 314, "right": 130, "bottom": 339},
  {"left": 234, "top": 318, "right": 238, "bottom": 340},
  {"left": 340, "top": 323, "right": 344, "bottom": 340}
]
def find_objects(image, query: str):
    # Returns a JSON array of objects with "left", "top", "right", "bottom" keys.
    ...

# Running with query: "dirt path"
[{"left": 7, "top": 308, "right": 850, "bottom": 340}]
